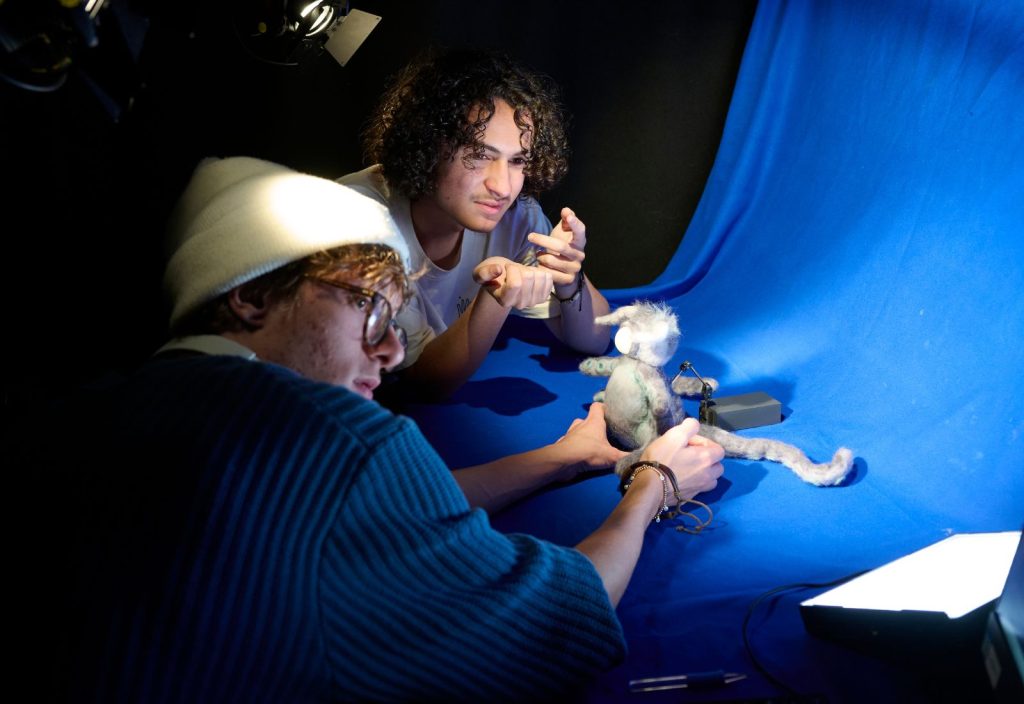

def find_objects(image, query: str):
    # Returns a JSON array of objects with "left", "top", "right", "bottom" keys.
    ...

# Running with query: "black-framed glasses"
[{"left": 306, "top": 276, "right": 406, "bottom": 348}]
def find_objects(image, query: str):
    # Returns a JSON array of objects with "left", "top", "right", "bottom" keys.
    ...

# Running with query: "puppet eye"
[{"left": 614, "top": 327, "right": 635, "bottom": 356}]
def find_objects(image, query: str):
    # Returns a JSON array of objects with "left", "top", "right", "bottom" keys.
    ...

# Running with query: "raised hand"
[
  {"left": 553, "top": 402, "right": 629, "bottom": 478},
  {"left": 473, "top": 256, "right": 553, "bottom": 309},
  {"left": 527, "top": 207, "right": 586, "bottom": 288}
]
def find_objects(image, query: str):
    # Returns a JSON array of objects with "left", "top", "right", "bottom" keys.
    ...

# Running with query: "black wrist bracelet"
[
  {"left": 555, "top": 269, "right": 585, "bottom": 311},
  {"left": 619, "top": 460, "right": 715, "bottom": 534},
  {"left": 619, "top": 461, "right": 679, "bottom": 497},
  {"left": 618, "top": 464, "right": 670, "bottom": 523}
]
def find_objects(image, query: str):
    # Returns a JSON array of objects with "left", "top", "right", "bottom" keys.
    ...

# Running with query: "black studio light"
[
  {"left": 287, "top": 0, "right": 339, "bottom": 36},
  {"left": 0, "top": 0, "right": 108, "bottom": 92},
  {"left": 232, "top": 0, "right": 381, "bottom": 67},
  {"left": 233, "top": 0, "right": 346, "bottom": 65},
  {"left": 0, "top": 0, "right": 149, "bottom": 121}
]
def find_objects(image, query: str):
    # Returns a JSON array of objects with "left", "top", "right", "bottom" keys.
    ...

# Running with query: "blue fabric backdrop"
[{"left": 405, "top": 0, "right": 1024, "bottom": 701}]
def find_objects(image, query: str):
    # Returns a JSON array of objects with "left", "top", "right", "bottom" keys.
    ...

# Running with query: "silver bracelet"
[
  {"left": 621, "top": 464, "right": 670, "bottom": 523},
  {"left": 620, "top": 461, "right": 715, "bottom": 532}
]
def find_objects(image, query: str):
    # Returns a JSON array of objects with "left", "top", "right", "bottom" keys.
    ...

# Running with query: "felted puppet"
[{"left": 579, "top": 301, "right": 853, "bottom": 486}]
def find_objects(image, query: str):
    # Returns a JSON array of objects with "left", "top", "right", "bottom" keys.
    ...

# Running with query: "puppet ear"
[{"left": 596, "top": 305, "right": 637, "bottom": 327}]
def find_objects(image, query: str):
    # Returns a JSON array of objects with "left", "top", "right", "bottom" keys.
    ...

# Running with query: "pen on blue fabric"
[{"left": 628, "top": 669, "right": 747, "bottom": 693}]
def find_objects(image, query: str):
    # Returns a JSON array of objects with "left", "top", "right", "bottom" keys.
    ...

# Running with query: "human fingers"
[
  {"left": 473, "top": 257, "right": 508, "bottom": 285},
  {"left": 478, "top": 262, "right": 519, "bottom": 307},
  {"left": 527, "top": 266, "right": 554, "bottom": 305},
  {"left": 687, "top": 434, "right": 725, "bottom": 463},
  {"left": 664, "top": 450, "right": 722, "bottom": 502},
  {"left": 533, "top": 252, "right": 578, "bottom": 288},
  {"left": 570, "top": 402, "right": 609, "bottom": 437},
  {"left": 526, "top": 232, "right": 584, "bottom": 287},
  {"left": 560, "top": 207, "right": 587, "bottom": 249},
  {"left": 640, "top": 419, "right": 722, "bottom": 499},
  {"left": 502, "top": 263, "right": 523, "bottom": 300},
  {"left": 526, "top": 232, "right": 584, "bottom": 259},
  {"left": 694, "top": 461, "right": 724, "bottom": 493},
  {"left": 504, "top": 262, "right": 551, "bottom": 309},
  {"left": 656, "top": 417, "right": 702, "bottom": 448}
]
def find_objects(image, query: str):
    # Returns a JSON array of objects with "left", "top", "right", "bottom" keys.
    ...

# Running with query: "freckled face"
[
  {"left": 256, "top": 278, "right": 405, "bottom": 399},
  {"left": 430, "top": 99, "right": 532, "bottom": 233}
]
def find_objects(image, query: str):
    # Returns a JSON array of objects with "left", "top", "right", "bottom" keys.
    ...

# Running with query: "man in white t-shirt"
[{"left": 339, "top": 48, "right": 610, "bottom": 398}]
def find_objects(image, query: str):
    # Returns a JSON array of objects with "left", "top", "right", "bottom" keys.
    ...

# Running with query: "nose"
[
  {"left": 368, "top": 322, "right": 405, "bottom": 369},
  {"left": 483, "top": 159, "right": 511, "bottom": 199}
]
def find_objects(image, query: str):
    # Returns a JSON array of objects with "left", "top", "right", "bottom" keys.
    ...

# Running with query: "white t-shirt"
[{"left": 338, "top": 165, "right": 559, "bottom": 368}]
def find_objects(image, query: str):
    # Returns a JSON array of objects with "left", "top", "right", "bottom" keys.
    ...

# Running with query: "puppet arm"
[{"left": 579, "top": 356, "right": 621, "bottom": 377}]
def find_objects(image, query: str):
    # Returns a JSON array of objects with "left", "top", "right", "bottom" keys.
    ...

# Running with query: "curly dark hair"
[{"left": 363, "top": 47, "right": 571, "bottom": 200}]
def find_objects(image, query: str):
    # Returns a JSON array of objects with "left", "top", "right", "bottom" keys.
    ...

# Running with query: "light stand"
[
  {"left": 673, "top": 361, "right": 783, "bottom": 431},
  {"left": 675, "top": 361, "right": 714, "bottom": 424}
]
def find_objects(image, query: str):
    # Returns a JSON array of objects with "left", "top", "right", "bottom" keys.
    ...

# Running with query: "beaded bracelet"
[
  {"left": 619, "top": 461, "right": 715, "bottom": 533},
  {"left": 619, "top": 464, "right": 670, "bottom": 523}
]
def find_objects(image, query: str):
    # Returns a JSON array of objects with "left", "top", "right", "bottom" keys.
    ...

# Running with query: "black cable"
[{"left": 741, "top": 569, "right": 870, "bottom": 699}]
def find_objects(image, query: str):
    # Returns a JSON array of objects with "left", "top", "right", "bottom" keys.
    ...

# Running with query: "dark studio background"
[{"left": 1, "top": 0, "right": 756, "bottom": 416}]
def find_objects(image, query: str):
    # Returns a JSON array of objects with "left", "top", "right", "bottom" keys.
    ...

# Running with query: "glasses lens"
[{"left": 365, "top": 295, "right": 392, "bottom": 346}]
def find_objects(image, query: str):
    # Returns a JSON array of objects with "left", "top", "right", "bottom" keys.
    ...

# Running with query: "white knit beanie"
[{"left": 164, "top": 156, "right": 409, "bottom": 326}]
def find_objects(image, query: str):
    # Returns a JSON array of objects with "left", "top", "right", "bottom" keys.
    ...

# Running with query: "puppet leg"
[{"left": 698, "top": 424, "right": 853, "bottom": 487}]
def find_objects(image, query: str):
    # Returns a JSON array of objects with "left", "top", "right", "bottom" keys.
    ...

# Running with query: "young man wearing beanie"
[
  {"left": 339, "top": 48, "right": 611, "bottom": 399},
  {"left": 30, "top": 156, "right": 723, "bottom": 702}
]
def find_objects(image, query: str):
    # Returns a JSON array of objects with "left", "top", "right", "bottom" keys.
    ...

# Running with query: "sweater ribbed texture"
[{"left": 51, "top": 355, "right": 624, "bottom": 702}]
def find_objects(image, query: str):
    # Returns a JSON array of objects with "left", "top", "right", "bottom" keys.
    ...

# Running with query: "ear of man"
[{"left": 226, "top": 283, "right": 275, "bottom": 329}]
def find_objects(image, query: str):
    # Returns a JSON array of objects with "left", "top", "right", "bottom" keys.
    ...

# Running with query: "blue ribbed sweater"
[{"left": 51, "top": 355, "right": 624, "bottom": 702}]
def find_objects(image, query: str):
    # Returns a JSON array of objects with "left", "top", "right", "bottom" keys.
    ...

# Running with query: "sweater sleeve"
[{"left": 319, "top": 415, "right": 626, "bottom": 702}]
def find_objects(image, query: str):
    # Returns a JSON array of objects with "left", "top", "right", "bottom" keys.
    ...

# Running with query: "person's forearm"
[
  {"left": 452, "top": 443, "right": 578, "bottom": 513},
  {"left": 575, "top": 471, "right": 662, "bottom": 607},
  {"left": 401, "top": 289, "right": 510, "bottom": 399},
  {"left": 546, "top": 278, "right": 611, "bottom": 355}
]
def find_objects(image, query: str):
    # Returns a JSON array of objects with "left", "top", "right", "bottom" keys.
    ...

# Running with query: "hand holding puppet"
[{"left": 579, "top": 301, "right": 853, "bottom": 486}]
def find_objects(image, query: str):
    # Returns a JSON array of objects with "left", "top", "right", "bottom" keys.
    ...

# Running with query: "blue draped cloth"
[{"left": 405, "top": 1, "right": 1024, "bottom": 700}]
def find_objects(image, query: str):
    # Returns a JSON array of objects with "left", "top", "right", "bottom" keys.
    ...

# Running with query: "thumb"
[
  {"left": 473, "top": 260, "right": 505, "bottom": 285},
  {"left": 560, "top": 207, "right": 575, "bottom": 231},
  {"left": 586, "top": 401, "right": 607, "bottom": 421},
  {"left": 661, "top": 417, "right": 701, "bottom": 446}
]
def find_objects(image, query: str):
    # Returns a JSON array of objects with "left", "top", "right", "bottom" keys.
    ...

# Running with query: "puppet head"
[{"left": 594, "top": 301, "right": 680, "bottom": 367}]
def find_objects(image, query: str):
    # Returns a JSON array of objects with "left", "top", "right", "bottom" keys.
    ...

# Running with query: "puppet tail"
[{"left": 699, "top": 425, "right": 853, "bottom": 487}]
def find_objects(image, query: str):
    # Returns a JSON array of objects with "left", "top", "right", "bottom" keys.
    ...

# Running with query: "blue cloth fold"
[{"left": 406, "top": 1, "right": 1023, "bottom": 701}]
